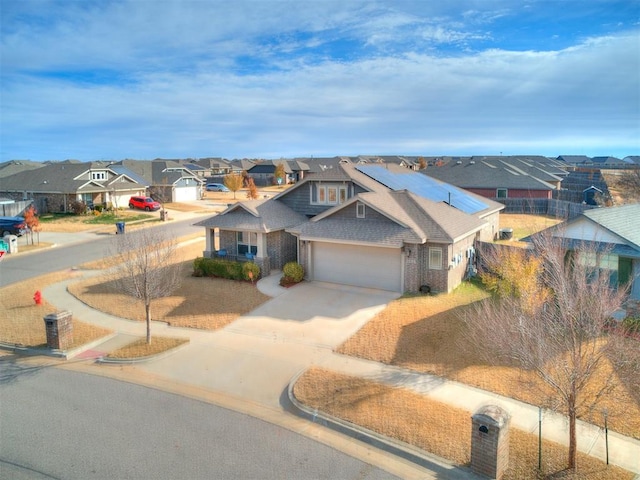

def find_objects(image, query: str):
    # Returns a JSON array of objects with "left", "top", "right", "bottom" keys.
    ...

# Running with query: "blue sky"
[{"left": 1, "top": 0, "right": 638, "bottom": 161}]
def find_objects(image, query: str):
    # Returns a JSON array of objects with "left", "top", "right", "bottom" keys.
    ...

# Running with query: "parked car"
[
  {"left": 206, "top": 183, "right": 230, "bottom": 192},
  {"left": 128, "top": 196, "right": 161, "bottom": 211},
  {"left": 0, "top": 216, "right": 27, "bottom": 237}
]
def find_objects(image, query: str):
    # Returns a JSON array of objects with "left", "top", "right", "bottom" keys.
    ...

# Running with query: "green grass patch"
[{"left": 83, "top": 212, "right": 154, "bottom": 224}]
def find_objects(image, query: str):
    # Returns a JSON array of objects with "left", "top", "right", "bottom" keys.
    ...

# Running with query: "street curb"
[
  {"left": 286, "top": 369, "right": 481, "bottom": 480},
  {"left": 0, "top": 332, "right": 117, "bottom": 359},
  {"left": 97, "top": 338, "right": 191, "bottom": 364}
]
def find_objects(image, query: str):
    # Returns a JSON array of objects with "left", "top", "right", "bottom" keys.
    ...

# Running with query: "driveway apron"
[{"left": 138, "top": 282, "right": 399, "bottom": 408}]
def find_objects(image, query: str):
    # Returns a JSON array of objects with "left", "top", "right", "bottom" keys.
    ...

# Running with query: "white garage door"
[
  {"left": 312, "top": 242, "right": 402, "bottom": 292},
  {"left": 174, "top": 186, "right": 198, "bottom": 202}
]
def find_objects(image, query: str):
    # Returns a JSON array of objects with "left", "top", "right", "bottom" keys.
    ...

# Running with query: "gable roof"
[
  {"left": 355, "top": 164, "right": 504, "bottom": 215},
  {"left": 422, "top": 156, "right": 561, "bottom": 191},
  {"left": 194, "top": 198, "right": 307, "bottom": 233},
  {"left": 115, "top": 160, "right": 202, "bottom": 185},
  {"left": 287, "top": 188, "right": 487, "bottom": 247},
  {"left": 0, "top": 161, "right": 143, "bottom": 193},
  {"left": 582, "top": 204, "right": 640, "bottom": 250},
  {"left": 247, "top": 160, "right": 293, "bottom": 174},
  {"left": 0, "top": 160, "right": 45, "bottom": 178},
  {"left": 528, "top": 204, "right": 640, "bottom": 258}
]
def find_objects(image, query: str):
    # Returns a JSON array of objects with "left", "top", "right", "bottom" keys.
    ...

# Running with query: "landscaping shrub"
[
  {"left": 69, "top": 200, "right": 87, "bottom": 215},
  {"left": 281, "top": 261, "right": 304, "bottom": 286},
  {"left": 622, "top": 316, "right": 640, "bottom": 335},
  {"left": 242, "top": 262, "right": 260, "bottom": 282},
  {"left": 193, "top": 257, "right": 260, "bottom": 282}
]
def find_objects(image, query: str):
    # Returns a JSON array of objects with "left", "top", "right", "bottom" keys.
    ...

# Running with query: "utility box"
[
  {"left": 3, "top": 235, "right": 18, "bottom": 253},
  {"left": 43, "top": 311, "right": 74, "bottom": 350},
  {"left": 470, "top": 405, "right": 510, "bottom": 479}
]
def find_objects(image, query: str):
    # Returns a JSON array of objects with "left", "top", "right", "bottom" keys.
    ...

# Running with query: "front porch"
[{"left": 202, "top": 249, "right": 272, "bottom": 278}]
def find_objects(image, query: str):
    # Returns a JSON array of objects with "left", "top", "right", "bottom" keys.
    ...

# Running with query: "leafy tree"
[
  {"left": 23, "top": 205, "right": 41, "bottom": 245},
  {"left": 418, "top": 157, "right": 427, "bottom": 170},
  {"left": 273, "top": 162, "right": 286, "bottom": 185},
  {"left": 465, "top": 233, "right": 636, "bottom": 472},
  {"left": 246, "top": 177, "right": 259, "bottom": 200},
  {"left": 110, "top": 228, "right": 183, "bottom": 344},
  {"left": 224, "top": 172, "right": 243, "bottom": 199}
]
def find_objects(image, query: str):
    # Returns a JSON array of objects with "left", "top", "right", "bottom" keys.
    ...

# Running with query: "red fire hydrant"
[{"left": 33, "top": 290, "right": 42, "bottom": 305}]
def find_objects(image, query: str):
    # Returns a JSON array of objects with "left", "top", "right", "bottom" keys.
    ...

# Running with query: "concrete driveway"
[{"left": 139, "top": 281, "right": 400, "bottom": 407}]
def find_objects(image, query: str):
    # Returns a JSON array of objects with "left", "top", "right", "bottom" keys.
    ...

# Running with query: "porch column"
[{"left": 256, "top": 232, "right": 266, "bottom": 257}]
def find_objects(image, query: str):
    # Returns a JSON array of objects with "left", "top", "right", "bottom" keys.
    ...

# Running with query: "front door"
[{"left": 619, "top": 257, "right": 632, "bottom": 289}]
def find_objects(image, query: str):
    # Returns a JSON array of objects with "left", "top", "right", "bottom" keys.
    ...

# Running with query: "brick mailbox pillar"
[
  {"left": 43, "top": 311, "right": 73, "bottom": 350},
  {"left": 470, "top": 405, "right": 510, "bottom": 479}
]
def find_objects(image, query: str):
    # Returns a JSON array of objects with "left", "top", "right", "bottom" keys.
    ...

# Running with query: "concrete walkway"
[{"left": 40, "top": 270, "right": 640, "bottom": 476}]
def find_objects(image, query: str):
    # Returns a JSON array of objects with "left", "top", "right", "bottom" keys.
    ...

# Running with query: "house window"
[
  {"left": 356, "top": 202, "right": 365, "bottom": 218},
  {"left": 312, "top": 184, "right": 347, "bottom": 205},
  {"left": 496, "top": 188, "right": 507, "bottom": 198},
  {"left": 429, "top": 247, "right": 442, "bottom": 270},
  {"left": 237, "top": 231, "right": 258, "bottom": 255},
  {"left": 328, "top": 187, "right": 337, "bottom": 204},
  {"left": 92, "top": 171, "right": 107, "bottom": 180}
]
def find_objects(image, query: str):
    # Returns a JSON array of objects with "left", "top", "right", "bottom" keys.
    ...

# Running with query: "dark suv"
[
  {"left": 0, "top": 216, "right": 27, "bottom": 236},
  {"left": 128, "top": 196, "right": 161, "bottom": 211}
]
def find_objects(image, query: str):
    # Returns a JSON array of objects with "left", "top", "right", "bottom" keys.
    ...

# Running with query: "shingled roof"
[
  {"left": 194, "top": 198, "right": 307, "bottom": 233},
  {"left": 423, "top": 156, "right": 561, "bottom": 191}
]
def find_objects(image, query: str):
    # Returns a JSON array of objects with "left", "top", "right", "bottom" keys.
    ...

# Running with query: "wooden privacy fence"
[
  {"left": 0, "top": 200, "right": 33, "bottom": 217},
  {"left": 494, "top": 198, "right": 593, "bottom": 219}
]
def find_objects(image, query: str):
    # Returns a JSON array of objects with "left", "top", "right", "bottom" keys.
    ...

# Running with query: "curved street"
[{"left": 0, "top": 364, "right": 398, "bottom": 480}]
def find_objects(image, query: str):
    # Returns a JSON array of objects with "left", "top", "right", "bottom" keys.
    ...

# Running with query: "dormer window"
[
  {"left": 356, "top": 202, "right": 365, "bottom": 218},
  {"left": 311, "top": 184, "right": 348, "bottom": 205},
  {"left": 91, "top": 171, "right": 107, "bottom": 180}
]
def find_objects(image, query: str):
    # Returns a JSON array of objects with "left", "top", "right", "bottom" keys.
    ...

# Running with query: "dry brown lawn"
[
  {"left": 337, "top": 281, "right": 640, "bottom": 440},
  {"left": 496, "top": 213, "right": 564, "bottom": 247},
  {"left": 0, "top": 271, "right": 112, "bottom": 348},
  {"left": 67, "top": 240, "right": 270, "bottom": 330},
  {"left": 106, "top": 336, "right": 189, "bottom": 359},
  {"left": 294, "top": 368, "right": 634, "bottom": 480}
]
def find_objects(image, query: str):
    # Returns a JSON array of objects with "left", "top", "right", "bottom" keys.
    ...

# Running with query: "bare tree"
[
  {"left": 616, "top": 169, "right": 640, "bottom": 202},
  {"left": 110, "top": 228, "right": 183, "bottom": 344},
  {"left": 465, "top": 232, "right": 636, "bottom": 472}
]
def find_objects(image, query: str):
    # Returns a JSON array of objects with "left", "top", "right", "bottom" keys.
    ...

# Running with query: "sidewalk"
[{"left": 41, "top": 270, "right": 640, "bottom": 476}]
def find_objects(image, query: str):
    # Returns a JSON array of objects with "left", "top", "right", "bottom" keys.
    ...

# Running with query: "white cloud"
[{"left": 1, "top": 1, "right": 638, "bottom": 160}]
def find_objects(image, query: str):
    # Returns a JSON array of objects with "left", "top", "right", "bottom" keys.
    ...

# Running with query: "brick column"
[
  {"left": 43, "top": 311, "right": 74, "bottom": 350},
  {"left": 470, "top": 405, "right": 510, "bottom": 479}
]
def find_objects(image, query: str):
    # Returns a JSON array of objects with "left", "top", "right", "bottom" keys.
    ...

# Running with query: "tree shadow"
[
  {"left": 390, "top": 303, "right": 519, "bottom": 377},
  {"left": 0, "top": 354, "right": 56, "bottom": 385}
]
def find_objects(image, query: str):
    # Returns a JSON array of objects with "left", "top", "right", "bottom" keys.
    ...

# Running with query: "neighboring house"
[
  {"left": 115, "top": 160, "right": 203, "bottom": 203},
  {"left": 228, "top": 159, "right": 256, "bottom": 175},
  {"left": 557, "top": 155, "right": 592, "bottom": 166},
  {"left": 0, "top": 161, "right": 147, "bottom": 213},
  {"left": 0, "top": 160, "right": 45, "bottom": 178},
  {"left": 194, "top": 157, "right": 233, "bottom": 177},
  {"left": 531, "top": 204, "right": 640, "bottom": 300},
  {"left": 196, "top": 163, "right": 503, "bottom": 294},
  {"left": 246, "top": 160, "right": 294, "bottom": 186},
  {"left": 422, "top": 156, "right": 565, "bottom": 200}
]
